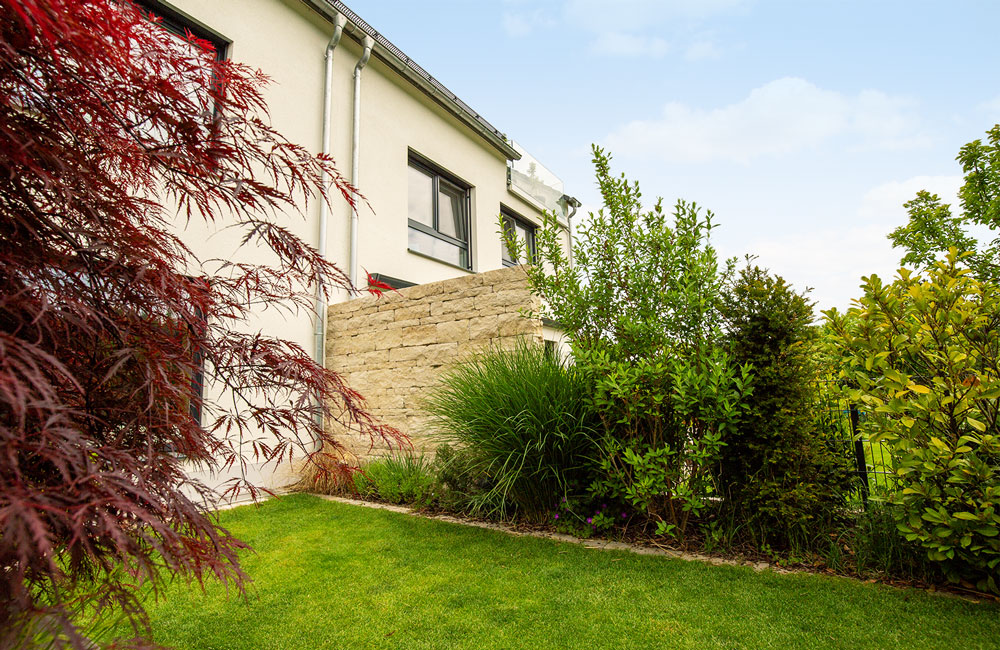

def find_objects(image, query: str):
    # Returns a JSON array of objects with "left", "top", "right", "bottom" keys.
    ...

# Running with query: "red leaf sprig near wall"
[{"left": 0, "top": 1, "right": 405, "bottom": 647}]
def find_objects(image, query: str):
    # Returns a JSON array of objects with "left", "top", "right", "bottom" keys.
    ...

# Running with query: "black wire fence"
[{"left": 814, "top": 382, "right": 896, "bottom": 501}]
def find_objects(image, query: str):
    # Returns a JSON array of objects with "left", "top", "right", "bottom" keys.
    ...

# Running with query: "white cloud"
[
  {"left": 684, "top": 40, "right": 722, "bottom": 61},
  {"left": 592, "top": 32, "right": 670, "bottom": 58},
  {"left": 502, "top": 0, "right": 740, "bottom": 60},
  {"left": 604, "top": 77, "right": 927, "bottom": 164},
  {"left": 858, "top": 175, "right": 962, "bottom": 223},
  {"left": 501, "top": 9, "right": 555, "bottom": 37},
  {"left": 564, "top": 0, "right": 747, "bottom": 31},
  {"left": 735, "top": 176, "right": 970, "bottom": 312},
  {"left": 977, "top": 95, "right": 1000, "bottom": 117},
  {"left": 735, "top": 222, "right": 902, "bottom": 313}
]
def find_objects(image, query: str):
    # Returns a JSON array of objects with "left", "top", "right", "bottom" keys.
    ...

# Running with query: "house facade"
[{"left": 144, "top": 0, "right": 577, "bottom": 490}]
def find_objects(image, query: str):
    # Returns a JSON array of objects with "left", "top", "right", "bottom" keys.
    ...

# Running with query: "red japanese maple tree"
[{"left": 0, "top": 1, "right": 402, "bottom": 647}]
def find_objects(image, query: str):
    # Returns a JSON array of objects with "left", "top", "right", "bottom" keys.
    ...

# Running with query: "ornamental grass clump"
[
  {"left": 352, "top": 454, "right": 437, "bottom": 507},
  {"left": 424, "top": 341, "right": 600, "bottom": 519}
]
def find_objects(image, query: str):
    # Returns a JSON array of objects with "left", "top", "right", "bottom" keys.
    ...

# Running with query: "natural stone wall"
[{"left": 325, "top": 266, "right": 542, "bottom": 460}]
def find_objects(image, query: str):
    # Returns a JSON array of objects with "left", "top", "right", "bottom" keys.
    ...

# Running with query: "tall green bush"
[
  {"left": 508, "top": 146, "right": 751, "bottom": 541},
  {"left": 512, "top": 146, "right": 734, "bottom": 363},
  {"left": 719, "top": 265, "right": 854, "bottom": 546},
  {"left": 825, "top": 250, "right": 1000, "bottom": 592},
  {"left": 424, "top": 341, "right": 600, "bottom": 519}
]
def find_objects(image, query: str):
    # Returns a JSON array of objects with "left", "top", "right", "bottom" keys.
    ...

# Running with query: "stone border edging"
[{"left": 313, "top": 494, "right": 778, "bottom": 573}]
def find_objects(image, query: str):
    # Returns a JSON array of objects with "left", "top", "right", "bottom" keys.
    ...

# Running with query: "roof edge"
[{"left": 300, "top": 0, "right": 520, "bottom": 161}]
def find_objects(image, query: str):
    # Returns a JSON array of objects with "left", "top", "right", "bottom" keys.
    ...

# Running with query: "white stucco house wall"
[{"left": 141, "top": 0, "right": 578, "bottom": 494}]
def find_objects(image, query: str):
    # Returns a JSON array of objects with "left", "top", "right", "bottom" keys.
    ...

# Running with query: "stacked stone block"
[{"left": 325, "top": 266, "right": 541, "bottom": 460}]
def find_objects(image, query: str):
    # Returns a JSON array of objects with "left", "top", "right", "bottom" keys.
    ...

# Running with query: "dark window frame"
[
  {"left": 188, "top": 304, "right": 206, "bottom": 425},
  {"left": 407, "top": 153, "right": 473, "bottom": 270},
  {"left": 500, "top": 207, "right": 536, "bottom": 267},
  {"left": 134, "top": 0, "right": 229, "bottom": 61},
  {"left": 132, "top": 1, "right": 230, "bottom": 144},
  {"left": 369, "top": 273, "right": 415, "bottom": 290}
]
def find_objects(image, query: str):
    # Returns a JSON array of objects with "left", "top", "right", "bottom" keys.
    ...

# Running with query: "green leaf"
[{"left": 967, "top": 417, "right": 987, "bottom": 432}]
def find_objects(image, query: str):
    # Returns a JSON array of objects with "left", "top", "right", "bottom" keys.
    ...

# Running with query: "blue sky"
[{"left": 352, "top": 0, "right": 1000, "bottom": 311}]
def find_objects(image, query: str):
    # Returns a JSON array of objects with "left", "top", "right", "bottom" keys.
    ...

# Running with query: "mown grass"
[{"left": 124, "top": 494, "right": 999, "bottom": 650}]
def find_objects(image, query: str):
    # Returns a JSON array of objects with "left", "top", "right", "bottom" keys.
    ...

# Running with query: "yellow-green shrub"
[{"left": 825, "top": 250, "right": 1000, "bottom": 592}]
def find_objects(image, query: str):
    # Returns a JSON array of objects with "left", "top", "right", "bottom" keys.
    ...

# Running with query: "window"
[
  {"left": 136, "top": 1, "right": 228, "bottom": 61},
  {"left": 368, "top": 273, "right": 415, "bottom": 290},
  {"left": 408, "top": 155, "right": 472, "bottom": 269},
  {"left": 500, "top": 208, "right": 536, "bottom": 267},
  {"left": 188, "top": 305, "right": 206, "bottom": 425},
  {"left": 133, "top": 1, "right": 228, "bottom": 139}
]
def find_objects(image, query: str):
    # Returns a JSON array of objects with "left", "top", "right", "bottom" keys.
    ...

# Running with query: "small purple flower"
[
  {"left": 586, "top": 517, "right": 592, "bottom": 524},
  {"left": 554, "top": 514, "right": 559, "bottom": 520},
  {"left": 621, "top": 512, "right": 627, "bottom": 519},
  {"left": 601, "top": 504, "right": 608, "bottom": 510}
]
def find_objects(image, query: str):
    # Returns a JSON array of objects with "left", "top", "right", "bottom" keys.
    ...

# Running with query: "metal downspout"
[
  {"left": 350, "top": 36, "right": 374, "bottom": 288},
  {"left": 560, "top": 194, "right": 581, "bottom": 268},
  {"left": 312, "top": 15, "right": 345, "bottom": 447},
  {"left": 314, "top": 14, "right": 345, "bottom": 368}
]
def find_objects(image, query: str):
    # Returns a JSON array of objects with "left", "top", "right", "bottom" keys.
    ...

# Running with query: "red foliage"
[
  {"left": 364, "top": 269, "right": 399, "bottom": 299},
  {"left": 0, "top": 1, "right": 403, "bottom": 647}
]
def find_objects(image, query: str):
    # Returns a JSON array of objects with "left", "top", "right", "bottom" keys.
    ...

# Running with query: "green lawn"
[{"left": 129, "top": 494, "right": 999, "bottom": 649}]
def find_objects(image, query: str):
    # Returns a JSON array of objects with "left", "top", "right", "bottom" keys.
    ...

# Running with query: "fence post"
[{"left": 849, "top": 406, "right": 870, "bottom": 504}]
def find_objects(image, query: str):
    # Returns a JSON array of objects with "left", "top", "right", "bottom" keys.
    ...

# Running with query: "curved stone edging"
[{"left": 313, "top": 494, "right": 777, "bottom": 573}]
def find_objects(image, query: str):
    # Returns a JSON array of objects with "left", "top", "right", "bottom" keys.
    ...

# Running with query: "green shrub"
[
  {"left": 586, "top": 348, "right": 752, "bottom": 541},
  {"left": 508, "top": 146, "right": 734, "bottom": 367},
  {"left": 826, "top": 251, "right": 1000, "bottom": 592},
  {"left": 719, "top": 265, "right": 854, "bottom": 547},
  {"left": 508, "top": 146, "right": 751, "bottom": 541},
  {"left": 352, "top": 454, "right": 437, "bottom": 507},
  {"left": 424, "top": 341, "right": 600, "bottom": 519},
  {"left": 429, "top": 443, "right": 485, "bottom": 512},
  {"left": 550, "top": 497, "right": 627, "bottom": 539}
]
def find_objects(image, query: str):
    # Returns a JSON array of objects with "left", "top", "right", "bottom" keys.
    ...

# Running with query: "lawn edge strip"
[
  {"left": 302, "top": 493, "right": 1000, "bottom": 605},
  {"left": 310, "top": 494, "right": 791, "bottom": 573}
]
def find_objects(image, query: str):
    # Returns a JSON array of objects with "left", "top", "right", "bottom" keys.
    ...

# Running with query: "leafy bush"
[
  {"left": 430, "top": 443, "right": 487, "bottom": 512},
  {"left": 424, "top": 341, "right": 600, "bottom": 519},
  {"left": 551, "top": 497, "right": 629, "bottom": 538},
  {"left": 826, "top": 251, "right": 1000, "bottom": 592},
  {"left": 353, "top": 454, "right": 437, "bottom": 507},
  {"left": 587, "top": 349, "right": 752, "bottom": 541},
  {"left": 510, "top": 146, "right": 734, "bottom": 365},
  {"left": 719, "top": 265, "right": 854, "bottom": 546},
  {"left": 508, "top": 146, "right": 750, "bottom": 541}
]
